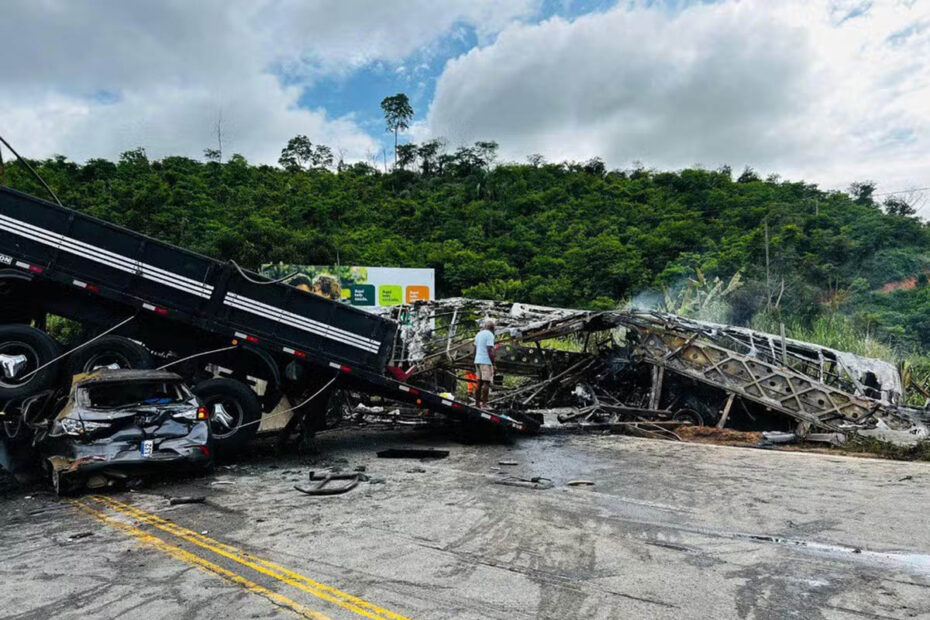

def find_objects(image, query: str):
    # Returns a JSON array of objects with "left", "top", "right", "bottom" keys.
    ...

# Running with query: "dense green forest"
[{"left": 3, "top": 142, "right": 929, "bottom": 359}]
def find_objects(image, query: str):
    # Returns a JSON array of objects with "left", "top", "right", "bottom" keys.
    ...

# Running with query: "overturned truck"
[
  {"left": 0, "top": 186, "right": 536, "bottom": 476},
  {"left": 384, "top": 300, "right": 929, "bottom": 444}
]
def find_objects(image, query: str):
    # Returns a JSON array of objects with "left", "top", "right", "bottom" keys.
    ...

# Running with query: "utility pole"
[
  {"left": 764, "top": 217, "right": 771, "bottom": 307},
  {"left": 216, "top": 111, "right": 224, "bottom": 162},
  {"left": 0, "top": 144, "right": 6, "bottom": 186}
]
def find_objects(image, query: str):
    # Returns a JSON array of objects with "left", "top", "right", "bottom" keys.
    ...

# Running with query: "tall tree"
[
  {"left": 380, "top": 93, "right": 413, "bottom": 167},
  {"left": 396, "top": 143, "right": 418, "bottom": 171},
  {"left": 279, "top": 135, "right": 313, "bottom": 171}
]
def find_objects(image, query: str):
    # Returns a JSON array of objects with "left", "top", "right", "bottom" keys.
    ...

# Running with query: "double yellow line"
[{"left": 71, "top": 496, "right": 409, "bottom": 620}]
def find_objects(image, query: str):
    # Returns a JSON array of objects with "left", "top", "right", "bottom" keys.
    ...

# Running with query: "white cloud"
[
  {"left": 263, "top": 0, "right": 539, "bottom": 78},
  {"left": 425, "top": 0, "right": 930, "bottom": 194},
  {"left": 0, "top": 0, "right": 536, "bottom": 163}
]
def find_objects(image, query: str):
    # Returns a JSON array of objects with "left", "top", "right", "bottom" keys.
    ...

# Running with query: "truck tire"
[
  {"left": 193, "top": 378, "right": 261, "bottom": 453},
  {"left": 66, "top": 335, "right": 153, "bottom": 375},
  {"left": 0, "top": 324, "right": 60, "bottom": 400}
]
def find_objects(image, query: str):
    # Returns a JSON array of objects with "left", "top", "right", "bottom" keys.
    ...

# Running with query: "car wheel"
[
  {"left": 66, "top": 335, "right": 153, "bottom": 375},
  {"left": 0, "top": 324, "right": 60, "bottom": 400},
  {"left": 51, "top": 467, "right": 83, "bottom": 497},
  {"left": 193, "top": 378, "right": 261, "bottom": 453}
]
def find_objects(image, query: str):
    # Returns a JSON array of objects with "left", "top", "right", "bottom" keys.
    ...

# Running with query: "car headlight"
[
  {"left": 59, "top": 418, "right": 111, "bottom": 436},
  {"left": 172, "top": 406, "right": 209, "bottom": 421}
]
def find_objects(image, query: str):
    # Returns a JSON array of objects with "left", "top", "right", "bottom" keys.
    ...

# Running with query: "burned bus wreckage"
[{"left": 378, "top": 299, "right": 930, "bottom": 446}]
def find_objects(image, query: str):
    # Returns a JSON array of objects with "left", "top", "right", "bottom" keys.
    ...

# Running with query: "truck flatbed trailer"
[{"left": 0, "top": 186, "right": 536, "bottom": 447}]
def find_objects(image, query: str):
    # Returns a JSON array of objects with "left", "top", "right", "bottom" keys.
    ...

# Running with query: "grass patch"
[{"left": 839, "top": 436, "right": 930, "bottom": 461}]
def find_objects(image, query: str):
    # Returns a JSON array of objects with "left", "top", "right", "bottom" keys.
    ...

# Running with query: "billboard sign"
[{"left": 260, "top": 263, "right": 435, "bottom": 308}]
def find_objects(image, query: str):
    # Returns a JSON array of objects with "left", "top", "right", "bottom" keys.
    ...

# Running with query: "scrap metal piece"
[
  {"left": 377, "top": 448, "right": 449, "bottom": 459},
  {"left": 294, "top": 471, "right": 360, "bottom": 496},
  {"left": 168, "top": 496, "right": 206, "bottom": 505},
  {"left": 493, "top": 476, "right": 553, "bottom": 490}
]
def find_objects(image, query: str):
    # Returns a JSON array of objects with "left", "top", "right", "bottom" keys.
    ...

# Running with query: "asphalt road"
[{"left": 2, "top": 429, "right": 930, "bottom": 619}]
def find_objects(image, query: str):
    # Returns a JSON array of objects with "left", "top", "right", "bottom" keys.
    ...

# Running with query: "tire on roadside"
[
  {"left": 66, "top": 335, "right": 153, "bottom": 376},
  {"left": 0, "top": 324, "right": 61, "bottom": 400},
  {"left": 675, "top": 393, "right": 721, "bottom": 427},
  {"left": 192, "top": 377, "right": 262, "bottom": 453}
]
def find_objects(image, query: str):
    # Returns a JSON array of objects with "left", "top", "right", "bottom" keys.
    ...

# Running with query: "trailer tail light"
[
  {"left": 72, "top": 280, "right": 100, "bottom": 293},
  {"left": 197, "top": 406, "right": 209, "bottom": 420},
  {"left": 15, "top": 261, "right": 42, "bottom": 273},
  {"left": 283, "top": 347, "right": 307, "bottom": 358}
]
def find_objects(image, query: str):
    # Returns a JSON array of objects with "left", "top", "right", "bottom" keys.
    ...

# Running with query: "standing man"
[{"left": 474, "top": 319, "right": 496, "bottom": 408}]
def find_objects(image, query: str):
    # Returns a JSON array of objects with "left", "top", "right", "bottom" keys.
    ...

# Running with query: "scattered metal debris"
[
  {"left": 168, "top": 496, "right": 206, "bottom": 505},
  {"left": 377, "top": 299, "right": 930, "bottom": 446},
  {"left": 377, "top": 448, "right": 450, "bottom": 459},
  {"left": 493, "top": 476, "right": 553, "bottom": 490},
  {"left": 294, "top": 471, "right": 360, "bottom": 496},
  {"left": 567, "top": 480, "right": 595, "bottom": 486}
]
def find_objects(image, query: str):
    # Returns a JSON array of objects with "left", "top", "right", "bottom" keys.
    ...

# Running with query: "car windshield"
[{"left": 81, "top": 380, "right": 189, "bottom": 409}]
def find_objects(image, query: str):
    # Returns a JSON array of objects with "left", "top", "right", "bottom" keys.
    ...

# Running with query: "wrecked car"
[{"left": 41, "top": 369, "right": 211, "bottom": 494}]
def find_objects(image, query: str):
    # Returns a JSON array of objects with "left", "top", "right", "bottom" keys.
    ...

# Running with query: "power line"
[{"left": 873, "top": 187, "right": 930, "bottom": 197}]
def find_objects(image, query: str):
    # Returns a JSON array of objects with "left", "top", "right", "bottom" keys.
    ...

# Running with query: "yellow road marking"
[
  {"left": 92, "top": 495, "right": 410, "bottom": 620},
  {"left": 69, "top": 499, "right": 330, "bottom": 620}
]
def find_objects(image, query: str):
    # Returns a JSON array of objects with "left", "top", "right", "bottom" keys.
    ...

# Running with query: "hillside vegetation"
[{"left": 3, "top": 146, "right": 929, "bottom": 359}]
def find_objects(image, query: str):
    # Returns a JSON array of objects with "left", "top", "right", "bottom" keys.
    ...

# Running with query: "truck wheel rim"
[
  {"left": 0, "top": 341, "right": 40, "bottom": 388},
  {"left": 207, "top": 397, "right": 244, "bottom": 439}
]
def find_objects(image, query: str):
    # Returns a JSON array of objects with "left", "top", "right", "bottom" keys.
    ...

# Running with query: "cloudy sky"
[{"left": 3, "top": 0, "right": 928, "bottom": 198}]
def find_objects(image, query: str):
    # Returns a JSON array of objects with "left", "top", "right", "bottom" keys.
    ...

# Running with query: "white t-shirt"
[{"left": 474, "top": 329, "right": 494, "bottom": 364}]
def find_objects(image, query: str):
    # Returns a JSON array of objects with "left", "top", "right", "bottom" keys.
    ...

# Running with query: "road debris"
[
  {"left": 377, "top": 448, "right": 450, "bottom": 459},
  {"left": 294, "top": 471, "right": 360, "bottom": 496},
  {"left": 493, "top": 476, "right": 553, "bottom": 490},
  {"left": 567, "top": 479, "right": 596, "bottom": 486},
  {"left": 168, "top": 496, "right": 206, "bottom": 505}
]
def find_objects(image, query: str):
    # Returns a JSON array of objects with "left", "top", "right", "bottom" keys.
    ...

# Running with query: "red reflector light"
[
  {"left": 339, "top": 365, "right": 352, "bottom": 372},
  {"left": 28, "top": 265, "right": 43, "bottom": 273},
  {"left": 198, "top": 445, "right": 210, "bottom": 457},
  {"left": 452, "top": 403, "right": 461, "bottom": 409},
  {"left": 86, "top": 284, "right": 99, "bottom": 292},
  {"left": 197, "top": 406, "right": 209, "bottom": 420},
  {"left": 294, "top": 350, "right": 306, "bottom": 358},
  {"left": 154, "top": 307, "right": 168, "bottom": 315},
  {"left": 246, "top": 335, "right": 259, "bottom": 343},
  {"left": 408, "top": 388, "right": 419, "bottom": 395},
  {"left": 490, "top": 415, "right": 501, "bottom": 423}
]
